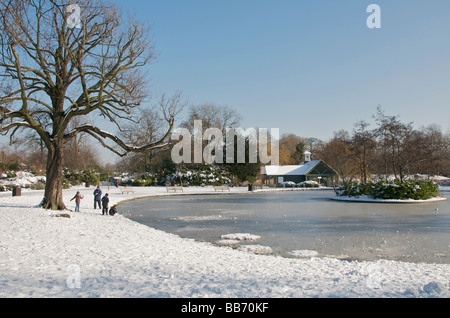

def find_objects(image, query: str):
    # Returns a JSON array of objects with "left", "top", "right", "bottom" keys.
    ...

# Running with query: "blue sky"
[
  {"left": 110, "top": 0, "right": 450, "bottom": 140},
  {"left": 2, "top": 1, "right": 449, "bottom": 163}
]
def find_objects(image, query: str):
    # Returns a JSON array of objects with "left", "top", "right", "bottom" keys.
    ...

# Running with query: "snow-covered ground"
[{"left": 1, "top": 185, "right": 449, "bottom": 298}]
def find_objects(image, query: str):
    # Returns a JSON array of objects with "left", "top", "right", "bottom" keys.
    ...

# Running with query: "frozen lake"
[{"left": 120, "top": 190, "right": 450, "bottom": 264}]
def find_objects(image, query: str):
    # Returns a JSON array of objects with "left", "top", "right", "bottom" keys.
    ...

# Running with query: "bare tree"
[
  {"left": 316, "top": 131, "right": 358, "bottom": 183},
  {"left": 178, "top": 103, "right": 241, "bottom": 165},
  {"left": 373, "top": 107, "right": 414, "bottom": 182},
  {"left": 421, "top": 124, "right": 449, "bottom": 176},
  {"left": 0, "top": 1, "right": 180, "bottom": 209},
  {"left": 351, "top": 120, "right": 375, "bottom": 184},
  {"left": 182, "top": 103, "right": 241, "bottom": 135},
  {"left": 118, "top": 92, "right": 185, "bottom": 172},
  {"left": 307, "top": 137, "right": 321, "bottom": 159},
  {"left": 279, "top": 134, "right": 307, "bottom": 165}
]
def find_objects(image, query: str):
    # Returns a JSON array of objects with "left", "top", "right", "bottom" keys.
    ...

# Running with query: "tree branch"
[{"left": 64, "top": 119, "right": 174, "bottom": 157}]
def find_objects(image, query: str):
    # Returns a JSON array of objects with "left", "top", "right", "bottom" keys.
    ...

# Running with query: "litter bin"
[
  {"left": 248, "top": 184, "right": 253, "bottom": 192},
  {"left": 12, "top": 186, "right": 21, "bottom": 197}
]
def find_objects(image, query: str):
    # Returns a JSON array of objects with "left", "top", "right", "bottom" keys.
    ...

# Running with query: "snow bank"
[
  {"left": 215, "top": 239, "right": 241, "bottom": 246},
  {"left": 288, "top": 250, "right": 320, "bottom": 258},
  {"left": 330, "top": 196, "right": 447, "bottom": 203},
  {"left": 237, "top": 245, "right": 273, "bottom": 255},
  {"left": 0, "top": 186, "right": 449, "bottom": 298}
]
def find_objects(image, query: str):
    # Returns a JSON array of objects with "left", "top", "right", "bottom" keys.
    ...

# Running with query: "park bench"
[
  {"left": 120, "top": 187, "right": 135, "bottom": 194},
  {"left": 166, "top": 186, "right": 183, "bottom": 193},
  {"left": 213, "top": 185, "right": 230, "bottom": 192}
]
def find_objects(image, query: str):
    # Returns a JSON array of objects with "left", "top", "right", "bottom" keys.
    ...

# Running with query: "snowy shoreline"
[
  {"left": 330, "top": 196, "right": 448, "bottom": 204},
  {"left": 1, "top": 186, "right": 449, "bottom": 298}
]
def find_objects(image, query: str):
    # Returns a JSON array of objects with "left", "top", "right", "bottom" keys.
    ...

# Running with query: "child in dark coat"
[
  {"left": 109, "top": 204, "right": 117, "bottom": 216},
  {"left": 101, "top": 193, "right": 109, "bottom": 215}
]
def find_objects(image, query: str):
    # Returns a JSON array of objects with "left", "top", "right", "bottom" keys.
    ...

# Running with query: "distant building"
[{"left": 261, "top": 151, "right": 337, "bottom": 187}]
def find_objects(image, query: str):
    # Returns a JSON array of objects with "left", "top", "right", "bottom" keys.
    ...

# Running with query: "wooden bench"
[
  {"left": 166, "top": 186, "right": 183, "bottom": 193},
  {"left": 120, "top": 188, "right": 135, "bottom": 194},
  {"left": 213, "top": 185, "right": 230, "bottom": 192}
]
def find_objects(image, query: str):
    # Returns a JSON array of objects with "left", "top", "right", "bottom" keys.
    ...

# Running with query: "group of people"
[{"left": 70, "top": 185, "right": 117, "bottom": 215}]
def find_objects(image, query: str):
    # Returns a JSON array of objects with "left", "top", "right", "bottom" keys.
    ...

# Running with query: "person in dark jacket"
[
  {"left": 109, "top": 204, "right": 117, "bottom": 216},
  {"left": 93, "top": 186, "right": 102, "bottom": 209},
  {"left": 101, "top": 193, "right": 109, "bottom": 215}
]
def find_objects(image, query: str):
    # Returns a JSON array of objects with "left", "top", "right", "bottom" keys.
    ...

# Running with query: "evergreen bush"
[{"left": 337, "top": 179, "right": 439, "bottom": 200}]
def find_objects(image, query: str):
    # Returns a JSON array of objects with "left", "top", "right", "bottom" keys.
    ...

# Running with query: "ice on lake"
[{"left": 121, "top": 191, "right": 450, "bottom": 264}]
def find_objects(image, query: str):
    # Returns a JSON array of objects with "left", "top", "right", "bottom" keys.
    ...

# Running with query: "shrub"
[
  {"left": 336, "top": 179, "right": 439, "bottom": 200},
  {"left": 298, "top": 181, "right": 320, "bottom": 188},
  {"left": 30, "top": 180, "right": 46, "bottom": 190}
]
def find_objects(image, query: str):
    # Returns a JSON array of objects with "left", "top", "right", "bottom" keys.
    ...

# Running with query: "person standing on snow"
[
  {"left": 101, "top": 193, "right": 109, "bottom": 215},
  {"left": 93, "top": 186, "right": 102, "bottom": 209},
  {"left": 70, "top": 191, "right": 84, "bottom": 212}
]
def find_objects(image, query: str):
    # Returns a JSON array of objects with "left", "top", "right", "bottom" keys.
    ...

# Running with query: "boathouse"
[{"left": 261, "top": 151, "right": 337, "bottom": 186}]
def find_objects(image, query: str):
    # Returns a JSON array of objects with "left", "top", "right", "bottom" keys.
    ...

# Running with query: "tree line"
[
  {"left": 2, "top": 103, "right": 448, "bottom": 187},
  {"left": 315, "top": 106, "right": 449, "bottom": 183}
]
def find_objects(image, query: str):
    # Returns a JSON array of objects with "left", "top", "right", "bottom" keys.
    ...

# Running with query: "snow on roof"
[{"left": 262, "top": 160, "right": 321, "bottom": 176}]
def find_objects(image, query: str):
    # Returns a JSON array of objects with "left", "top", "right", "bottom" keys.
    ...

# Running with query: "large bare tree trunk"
[{"left": 42, "top": 142, "right": 66, "bottom": 210}]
